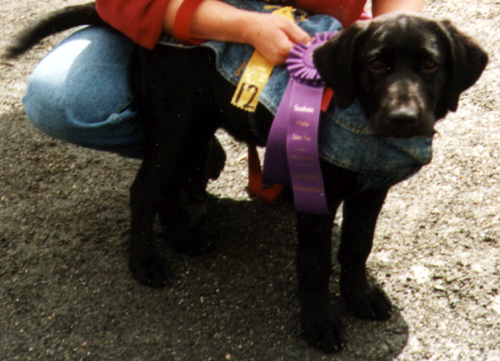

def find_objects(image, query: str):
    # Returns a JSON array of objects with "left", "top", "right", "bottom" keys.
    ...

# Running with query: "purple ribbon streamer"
[
  {"left": 263, "top": 32, "right": 335, "bottom": 214},
  {"left": 286, "top": 80, "right": 328, "bottom": 214}
]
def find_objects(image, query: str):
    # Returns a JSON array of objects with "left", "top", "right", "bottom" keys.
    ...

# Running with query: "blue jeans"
[{"left": 23, "top": 26, "right": 143, "bottom": 158}]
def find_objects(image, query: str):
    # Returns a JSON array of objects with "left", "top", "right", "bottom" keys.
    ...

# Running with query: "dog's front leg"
[
  {"left": 339, "top": 187, "right": 392, "bottom": 320},
  {"left": 296, "top": 211, "right": 345, "bottom": 353}
]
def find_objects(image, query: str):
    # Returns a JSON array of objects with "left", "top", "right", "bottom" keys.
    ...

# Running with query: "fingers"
[
  {"left": 266, "top": 34, "right": 296, "bottom": 64},
  {"left": 273, "top": 18, "right": 312, "bottom": 63},
  {"left": 280, "top": 17, "right": 312, "bottom": 45},
  {"left": 246, "top": 14, "right": 312, "bottom": 65}
]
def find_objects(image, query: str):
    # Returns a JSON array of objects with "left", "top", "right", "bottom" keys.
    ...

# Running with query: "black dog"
[{"left": 4, "top": 3, "right": 487, "bottom": 353}]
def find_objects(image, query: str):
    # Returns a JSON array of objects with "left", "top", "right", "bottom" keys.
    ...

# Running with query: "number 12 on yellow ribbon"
[
  {"left": 230, "top": 6, "right": 296, "bottom": 112},
  {"left": 231, "top": 51, "right": 274, "bottom": 112}
]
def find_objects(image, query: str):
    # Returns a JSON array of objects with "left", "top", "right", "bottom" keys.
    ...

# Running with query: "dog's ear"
[
  {"left": 437, "top": 20, "right": 488, "bottom": 117},
  {"left": 313, "top": 21, "right": 369, "bottom": 108}
]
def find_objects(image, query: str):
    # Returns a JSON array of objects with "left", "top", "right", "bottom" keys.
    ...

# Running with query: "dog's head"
[{"left": 313, "top": 13, "right": 488, "bottom": 138}]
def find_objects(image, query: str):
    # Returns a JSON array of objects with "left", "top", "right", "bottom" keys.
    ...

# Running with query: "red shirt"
[
  {"left": 296, "top": 0, "right": 368, "bottom": 28},
  {"left": 96, "top": 0, "right": 368, "bottom": 49},
  {"left": 96, "top": 0, "right": 171, "bottom": 49}
]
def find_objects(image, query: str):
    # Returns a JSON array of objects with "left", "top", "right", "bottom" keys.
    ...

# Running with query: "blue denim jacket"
[{"left": 159, "top": 0, "right": 433, "bottom": 192}]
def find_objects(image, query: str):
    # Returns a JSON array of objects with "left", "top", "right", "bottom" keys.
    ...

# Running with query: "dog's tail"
[{"left": 4, "top": 2, "right": 106, "bottom": 59}]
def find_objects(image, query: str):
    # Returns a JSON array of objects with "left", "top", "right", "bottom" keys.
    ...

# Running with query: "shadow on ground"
[{"left": 1, "top": 170, "right": 410, "bottom": 360}]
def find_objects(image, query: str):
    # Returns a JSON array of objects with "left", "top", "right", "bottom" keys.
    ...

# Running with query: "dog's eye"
[
  {"left": 421, "top": 59, "right": 438, "bottom": 71},
  {"left": 368, "top": 59, "right": 387, "bottom": 72}
]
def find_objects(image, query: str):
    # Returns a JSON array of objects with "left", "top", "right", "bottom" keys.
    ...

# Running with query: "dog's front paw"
[
  {"left": 301, "top": 311, "right": 346, "bottom": 353},
  {"left": 299, "top": 287, "right": 346, "bottom": 353},
  {"left": 129, "top": 254, "right": 173, "bottom": 288},
  {"left": 342, "top": 286, "right": 392, "bottom": 321}
]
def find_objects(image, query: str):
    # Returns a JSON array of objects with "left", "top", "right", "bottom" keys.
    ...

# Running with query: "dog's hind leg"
[
  {"left": 128, "top": 109, "right": 191, "bottom": 287},
  {"left": 338, "top": 187, "right": 393, "bottom": 321},
  {"left": 128, "top": 93, "right": 209, "bottom": 286},
  {"left": 129, "top": 162, "right": 174, "bottom": 287},
  {"left": 159, "top": 134, "right": 222, "bottom": 256},
  {"left": 128, "top": 106, "right": 208, "bottom": 286},
  {"left": 176, "top": 136, "right": 225, "bottom": 232},
  {"left": 128, "top": 46, "right": 219, "bottom": 287}
]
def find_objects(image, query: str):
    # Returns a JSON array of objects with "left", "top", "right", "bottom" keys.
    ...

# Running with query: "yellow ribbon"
[{"left": 230, "top": 6, "right": 296, "bottom": 112}]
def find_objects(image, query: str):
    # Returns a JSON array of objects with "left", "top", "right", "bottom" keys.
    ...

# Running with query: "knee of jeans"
[
  {"left": 23, "top": 69, "right": 67, "bottom": 139},
  {"left": 24, "top": 61, "right": 132, "bottom": 134},
  {"left": 23, "top": 75, "right": 137, "bottom": 150},
  {"left": 22, "top": 26, "right": 136, "bottom": 137}
]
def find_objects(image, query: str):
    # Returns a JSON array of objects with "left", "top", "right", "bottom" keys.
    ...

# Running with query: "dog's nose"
[{"left": 387, "top": 107, "right": 419, "bottom": 126}]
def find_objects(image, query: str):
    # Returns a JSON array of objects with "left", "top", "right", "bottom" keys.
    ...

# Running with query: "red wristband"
[{"left": 173, "top": 0, "right": 205, "bottom": 44}]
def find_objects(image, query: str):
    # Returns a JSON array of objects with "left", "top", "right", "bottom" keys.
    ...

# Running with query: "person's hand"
[{"left": 241, "top": 13, "right": 311, "bottom": 65}]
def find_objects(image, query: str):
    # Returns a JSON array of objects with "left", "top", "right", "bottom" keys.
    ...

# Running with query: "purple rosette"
[{"left": 287, "top": 32, "right": 334, "bottom": 85}]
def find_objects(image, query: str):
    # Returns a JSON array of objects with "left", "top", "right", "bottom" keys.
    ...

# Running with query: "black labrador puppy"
[{"left": 4, "top": 3, "right": 487, "bottom": 353}]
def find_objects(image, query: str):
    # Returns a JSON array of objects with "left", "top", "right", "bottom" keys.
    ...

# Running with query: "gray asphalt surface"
[{"left": 1, "top": 0, "right": 499, "bottom": 360}]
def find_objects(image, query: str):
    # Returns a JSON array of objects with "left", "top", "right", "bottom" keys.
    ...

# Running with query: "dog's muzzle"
[{"left": 371, "top": 79, "right": 435, "bottom": 138}]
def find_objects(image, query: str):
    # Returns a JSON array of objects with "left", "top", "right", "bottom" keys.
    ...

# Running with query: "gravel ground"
[{"left": 1, "top": 0, "right": 499, "bottom": 360}]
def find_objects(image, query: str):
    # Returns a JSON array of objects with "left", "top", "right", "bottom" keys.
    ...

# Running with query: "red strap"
[
  {"left": 321, "top": 87, "right": 334, "bottom": 112},
  {"left": 173, "top": 0, "right": 205, "bottom": 44},
  {"left": 248, "top": 146, "right": 283, "bottom": 203}
]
